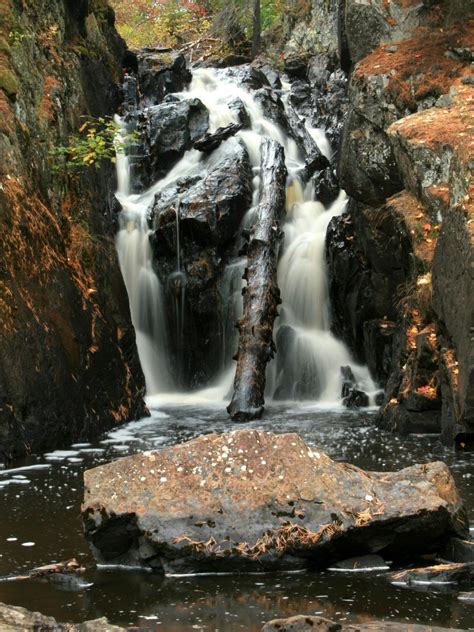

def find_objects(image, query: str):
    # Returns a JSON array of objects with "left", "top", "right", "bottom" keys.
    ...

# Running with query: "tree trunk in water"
[
  {"left": 252, "top": 0, "right": 261, "bottom": 57},
  {"left": 227, "top": 138, "right": 287, "bottom": 421}
]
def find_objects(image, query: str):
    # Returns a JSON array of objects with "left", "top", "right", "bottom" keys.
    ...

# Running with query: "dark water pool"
[{"left": 1, "top": 404, "right": 474, "bottom": 630}]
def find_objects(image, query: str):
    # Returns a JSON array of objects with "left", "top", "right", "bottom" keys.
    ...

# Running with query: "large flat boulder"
[{"left": 82, "top": 430, "right": 467, "bottom": 573}]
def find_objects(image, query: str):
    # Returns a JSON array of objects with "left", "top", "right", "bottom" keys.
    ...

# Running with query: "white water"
[{"left": 115, "top": 67, "right": 377, "bottom": 406}]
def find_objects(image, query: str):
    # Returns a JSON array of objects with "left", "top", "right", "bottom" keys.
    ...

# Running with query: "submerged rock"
[
  {"left": 441, "top": 538, "right": 474, "bottom": 564},
  {"left": 82, "top": 430, "right": 467, "bottom": 573},
  {"left": 262, "top": 615, "right": 463, "bottom": 632},
  {"left": 390, "top": 562, "right": 474, "bottom": 588}
]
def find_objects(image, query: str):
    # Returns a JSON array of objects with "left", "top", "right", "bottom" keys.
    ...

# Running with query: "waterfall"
[{"left": 115, "top": 67, "right": 377, "bottom": 406}]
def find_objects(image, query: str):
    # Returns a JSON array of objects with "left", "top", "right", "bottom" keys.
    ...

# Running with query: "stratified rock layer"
[{"left": 82, "top": 430, "right": 467, "bottom": 573}]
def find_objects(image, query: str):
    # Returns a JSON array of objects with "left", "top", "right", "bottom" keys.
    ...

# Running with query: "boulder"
[
  {"left": 262, "top": 615, "right": 464, "bottom": 632},
  {"left": 339, "top": 109, "right": 403, "bottom": 206},
  {"left": 0, "top": 602, "right": 125, "bottom": 631},
  {"left": 82, "top": 430, "right": 468, "bottom": 574},
  {"left": 147, "top": 138, "right": 253, "bottom": 388},
  {"left": 150, "top": 138, "right": 253, "bottom": 251},
  {"left": 137, "top": 50, "right": 191, "bottom": 106},
  {"left": 133, "top": 97, "right": 209, "bottom": 189},
  {"left": 228, "top": 97, "right": 251, "bottom": 128},
  {"left": 219, "top": 65, "right": 270, "bottom": 90}
]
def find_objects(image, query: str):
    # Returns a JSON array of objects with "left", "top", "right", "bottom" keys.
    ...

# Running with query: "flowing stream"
[{"left": 115, "top": 68, "right": 377, "bottom": 405}]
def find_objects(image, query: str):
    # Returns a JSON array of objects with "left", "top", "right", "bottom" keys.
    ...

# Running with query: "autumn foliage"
[{"left": 109, "top": 0, "right": 284, "bottom": 51}]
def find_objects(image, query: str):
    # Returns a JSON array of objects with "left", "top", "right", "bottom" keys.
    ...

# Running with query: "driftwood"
[
  {"left": 285, "top": 105, "right": 329, "bottom": 176},
  {"left": 194, "top": 122, "right": 242, "bottom": 153},
  {"left": 227, "top": 137, "right": 287, "bottom": 421}
]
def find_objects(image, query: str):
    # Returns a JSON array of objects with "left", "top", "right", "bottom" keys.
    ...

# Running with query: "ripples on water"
[{"left": 1, "top": 405, "right": 474, "bottom": 630}]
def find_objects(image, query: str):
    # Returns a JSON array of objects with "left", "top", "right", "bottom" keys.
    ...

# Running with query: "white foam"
[
  {"left": 44, "top": 450, "right": 80, "bottom": 459},
  {"left": 0, "top": 464, "right": 51, "bottom": 476}
]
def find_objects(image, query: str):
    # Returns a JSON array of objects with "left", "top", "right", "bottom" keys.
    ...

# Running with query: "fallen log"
[
  {"left": 285, "top": 104, "right": 329, "bottom": 175},
  {"left": 227, "top": 137, "right": 287, "bottom": 421},
  {"left": 194, "top": 122, "right": 242, "bottom": 153}
]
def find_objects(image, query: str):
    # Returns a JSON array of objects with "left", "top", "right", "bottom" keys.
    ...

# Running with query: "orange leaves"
[{"left": 416, "top": 385, "right": 437, "bottom": 398}]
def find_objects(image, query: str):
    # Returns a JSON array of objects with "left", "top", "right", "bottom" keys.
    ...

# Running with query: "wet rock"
[
  {"left": 228, "top": 97, "right": 251, "bottom": 128},
  {"left": 441, "top": 538, "right": 474, "bottom": 564},
  {"left": 253, "top": 87, "right": 288, "bottom": 130},
  {"left": 82, "top": 429, "right": 468, "bottom": 573},
  {"left": 151, "top": 138, "right": 252, "bottom": 249},
  {"left": 137, "top": 51, "right": 191, "bottom": 106},
  {"left": 220, "top": 65, "right": 269, "bottom": 90},
  {"left": 194, "top": 122, "right": 242, "bottom": 153},
  {"left": 312, "top": 168, "right": 340, "bottom": 208},
  {"left": 363, "top": 319, "right": 396, "bottom": 387},
  {"left": 122, "top": 74, "right": 139, "bottom": 113},
  {"left": 329, "top": 554, "right": 389, "bottom": 572},
  {"left": 0, "top": 602, "right": 125, "bottom": 631},
  {"left": 390, "top": 562, "right": 474, "bottom": 587},
  {"left": 148, "top": 139, "right": 252, "bottom": 388},
  {"left": 343, "top": 389, "right": 370, "bottom": 410},
  {"left": 286, "top": 105, "right": 329, "bottom": 176},
  {"left": 134, "top": 97, "right": 209, "bottom": 188},
  {"left": 339, "top": 109, "right": 403, "bottom": 206},
  {"left": 341, "top": 366, "right": 369, "bottom": 409},
  {"left": 284, "top": 57, "right": 308, "bottom": 80},
  {"left": 290, "top": 80, "right": 311, "bottom": 110},
  {"left": 325, "top": 198, "right": 414, "bottom": 367},
  {"left": 259, "top": 64, "right": 282, "bottom": 90}
]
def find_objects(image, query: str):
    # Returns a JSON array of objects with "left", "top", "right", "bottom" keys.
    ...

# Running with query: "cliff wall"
[{"left": 0, "top": 0, "right": 146, "bottom": 461}]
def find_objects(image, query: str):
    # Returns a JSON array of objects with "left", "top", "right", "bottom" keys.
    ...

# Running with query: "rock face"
[
  {"left": 82, "top": 430, "right": 467, "bottom": 573},
  {"left": 324, "top": 0, "right": 474, "bottom": 442},
  {"left": 0, "top": 0, "right": 146, "bottom": 461}
]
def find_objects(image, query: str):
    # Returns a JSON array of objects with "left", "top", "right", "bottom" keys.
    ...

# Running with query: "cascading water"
[{"left": 115, "top": 67, "right": 377, "bottom": 405}]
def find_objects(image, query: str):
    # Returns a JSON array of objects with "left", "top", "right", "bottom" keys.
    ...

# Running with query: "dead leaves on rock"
[{"left": 172, "top": 521, "right": 345, "bottom": 560}]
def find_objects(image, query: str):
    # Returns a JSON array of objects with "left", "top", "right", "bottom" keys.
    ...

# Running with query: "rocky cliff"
[
  {"left": 0, "top": 0, "right": 146, "bottom": 462},
  {"left": 310, "top": 0, "right": 473, "bottom": 443}
]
